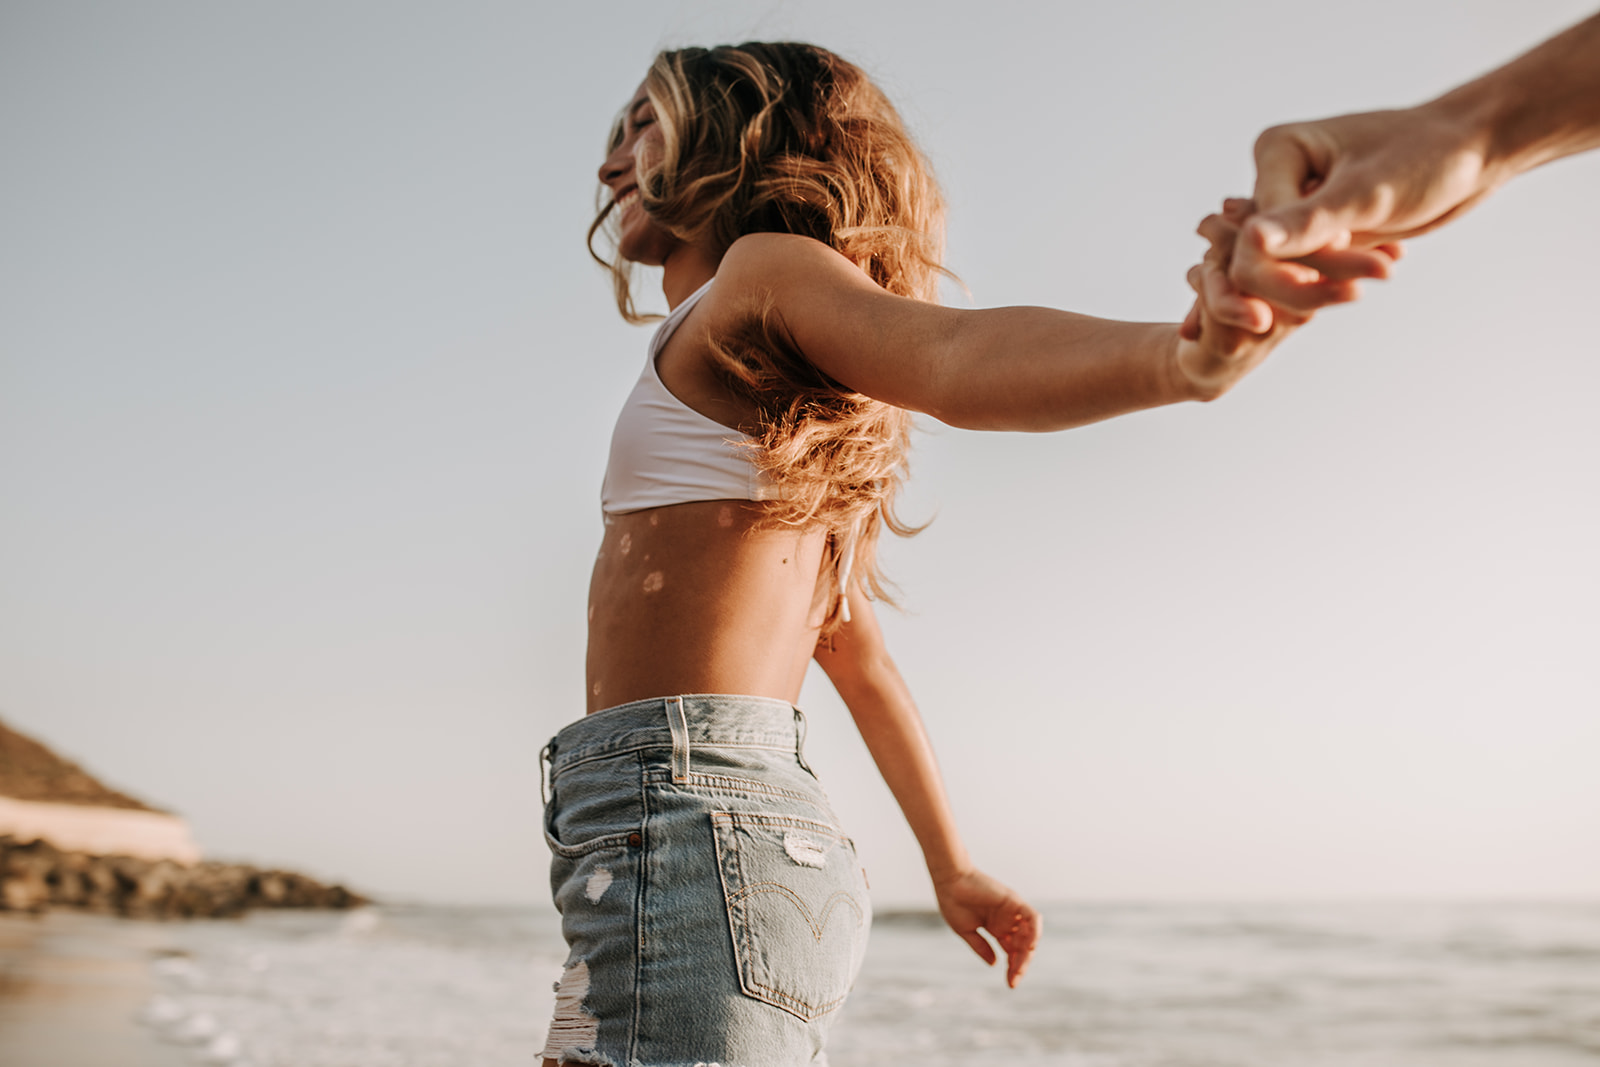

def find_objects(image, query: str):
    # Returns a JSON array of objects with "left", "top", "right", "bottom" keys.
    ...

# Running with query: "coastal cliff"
[{"left": 0, "top": 718, "right": 366, "bottom": 918}]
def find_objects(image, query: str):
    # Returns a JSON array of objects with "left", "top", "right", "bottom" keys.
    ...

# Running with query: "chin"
[{"left": 618, "top": 219, "right": 680, "bottom": 268}]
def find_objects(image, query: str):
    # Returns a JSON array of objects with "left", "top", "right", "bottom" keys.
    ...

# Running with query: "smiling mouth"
[{"left": 613, "top": 189, "right": 640, "bottom": 217}]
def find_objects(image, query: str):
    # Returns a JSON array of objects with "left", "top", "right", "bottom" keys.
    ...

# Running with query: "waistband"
[{"left": 545, "top": 694, "right": 809, "bottom": 775}]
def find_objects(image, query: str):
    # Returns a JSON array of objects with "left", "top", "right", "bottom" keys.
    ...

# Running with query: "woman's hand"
[
  {"left": 1174, "top": 196, "right": 1400, "bottom": 397},
  {"left": 933, "top": 867, "right": 1041, "bottom": 988},
  {"left": 1181, "top": 198, "right": 1404, "bottom": 348},
  {"left": 1174, "top": 201, "right": 1311, "bottom": 399}
]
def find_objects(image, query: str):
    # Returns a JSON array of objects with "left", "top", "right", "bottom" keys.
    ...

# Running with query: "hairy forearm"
[
  {"left": 928, "top": 309, "right": 1191, "bottom": 432},
  {"left": 1433, "top": 10, "right": 1600, "bottom": 184}
]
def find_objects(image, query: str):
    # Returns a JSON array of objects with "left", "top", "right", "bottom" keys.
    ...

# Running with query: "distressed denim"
[{"left": 540, "top": 694, "right": 871, "bottom": 1067}]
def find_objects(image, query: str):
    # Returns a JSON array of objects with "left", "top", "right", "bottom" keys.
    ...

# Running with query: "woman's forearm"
[
  {"left": 928, "top": 312, "right": 1191, "bottom": 432},
  {"left": 814, "top": 596, "right": 972, "bottom": 882}
]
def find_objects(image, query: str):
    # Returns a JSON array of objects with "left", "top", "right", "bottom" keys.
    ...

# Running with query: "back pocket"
[{"left": 710, "top": 811, "right": 870, "bottom": 1021}]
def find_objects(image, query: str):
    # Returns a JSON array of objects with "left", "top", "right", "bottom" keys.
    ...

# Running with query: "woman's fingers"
[
  {"left": 959, "top": 928, "right": 997, "bottom": 966},
  {"left": 1193, "top": 215, "right": 1275, "bottom": 333},
  {"left": 1221, "top": 196, "right": 1255, "bottom": 224},
  {"left": 1196, "top": 211, "right": 1237, "bottom": 252},
  {"left": 995, "top": 905, "right": 1040, "bottom": 988}
]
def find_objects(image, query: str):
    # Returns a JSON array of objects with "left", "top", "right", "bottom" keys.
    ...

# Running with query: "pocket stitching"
[
  {"left": 543, "top": 827, "right": 635, "bottom": 859},
  {"left": 711, "top": 811, "right": 867, "bottom": 1022}
]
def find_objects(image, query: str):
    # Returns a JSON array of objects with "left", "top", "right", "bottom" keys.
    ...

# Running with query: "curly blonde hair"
[{"left": 588, "top": 42, "right": 948, "bottom": 632}]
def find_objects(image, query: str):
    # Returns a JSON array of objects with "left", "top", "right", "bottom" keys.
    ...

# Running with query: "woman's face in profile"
[{"left": 598, "top": 82, "right": 680, "bottom": 266}]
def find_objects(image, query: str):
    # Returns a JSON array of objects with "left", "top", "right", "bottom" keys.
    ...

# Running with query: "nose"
[{"left": 598, "top": 140, "right": 632, "bottom": 187}]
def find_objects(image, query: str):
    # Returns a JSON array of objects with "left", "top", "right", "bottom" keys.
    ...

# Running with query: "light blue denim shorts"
[{"left": 539, "top": 694, "right": 871, "bottom": 1067}]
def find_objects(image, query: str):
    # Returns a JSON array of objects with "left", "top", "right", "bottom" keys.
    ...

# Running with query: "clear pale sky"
[{"left": 2, "top": 0, "right": 1596, "bottom": 907}]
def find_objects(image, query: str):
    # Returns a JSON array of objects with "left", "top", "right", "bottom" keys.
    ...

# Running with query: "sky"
[{"left": 2, "top": 0, "right": 1596, "bottom": 908}]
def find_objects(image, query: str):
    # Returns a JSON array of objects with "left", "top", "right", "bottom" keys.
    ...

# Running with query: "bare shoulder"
[
  {"left": 702, "top": 233, "right": 955, "bottom": 409},
  {"left": 704, "top": 233, "right": 879, "bottom": 313}
]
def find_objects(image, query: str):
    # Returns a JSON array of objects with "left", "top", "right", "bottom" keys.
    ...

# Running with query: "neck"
[{"left": 661, "top": 241, "right": 722, "bottom": 309}]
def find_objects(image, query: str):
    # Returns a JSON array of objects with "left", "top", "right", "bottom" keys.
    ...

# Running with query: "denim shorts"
[{"left": 539, "top": 694, "right": 871, "bottom": 1067}]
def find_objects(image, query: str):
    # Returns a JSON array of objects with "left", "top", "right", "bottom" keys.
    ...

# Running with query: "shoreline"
[{"left": 0, "top": 911, "right": 190, "bottom": 1067}]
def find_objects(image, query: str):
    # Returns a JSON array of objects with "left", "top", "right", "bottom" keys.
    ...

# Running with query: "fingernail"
[{"left": 1252, "top": 219, "right": 1286, "bottom": 250}]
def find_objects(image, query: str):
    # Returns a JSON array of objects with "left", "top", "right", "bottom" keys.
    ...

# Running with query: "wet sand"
[{"left": 0, "top": 911, "right": 188, "bottom": 1067}]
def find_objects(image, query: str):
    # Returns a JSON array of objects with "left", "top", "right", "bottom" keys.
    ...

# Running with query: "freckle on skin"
[
  {"left": 642, "top": 571, "right": 665, "bottom": 594},
  {"left": 619, "top": 533, "right": 632, "bottom": 555}
]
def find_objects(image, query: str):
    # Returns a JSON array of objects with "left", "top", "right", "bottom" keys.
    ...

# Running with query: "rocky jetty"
[
  {"left": 0, "top": 718, "right": 369, "bottom": 918},
  {"left": 0, "top": 835, "right": 367, "bottom": 918}
]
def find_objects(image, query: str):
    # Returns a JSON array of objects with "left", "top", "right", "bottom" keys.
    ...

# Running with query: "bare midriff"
[{"left": 585, "top": 499, "right": 827, "bottom": 713}]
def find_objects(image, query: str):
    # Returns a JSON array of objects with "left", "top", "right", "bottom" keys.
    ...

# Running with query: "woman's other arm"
[{"left": 813, "top": 587, "right": 1041, "bottom": 987}]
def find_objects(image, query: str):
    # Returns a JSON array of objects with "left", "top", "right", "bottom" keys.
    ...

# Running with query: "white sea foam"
[{"left": 135, "top": 901, "right": 1600, "bottom": 1067}]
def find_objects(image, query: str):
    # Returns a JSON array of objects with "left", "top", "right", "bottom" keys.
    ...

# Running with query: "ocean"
[{"left": 35, "top": 900, "right": 1600, "bottom": 1066}]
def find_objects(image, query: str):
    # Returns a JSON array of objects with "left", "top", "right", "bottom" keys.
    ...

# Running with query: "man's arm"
[{"left": 1232, "top": 10, "right": 1600, "bottom": 309}]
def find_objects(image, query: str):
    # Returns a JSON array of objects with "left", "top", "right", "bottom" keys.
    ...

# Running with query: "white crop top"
[
  {"left": 600, "top": 278, "right": 779, "bottom": 515},
  {"left": 599, "top": 278, "right": 856, "bottom": 620}
]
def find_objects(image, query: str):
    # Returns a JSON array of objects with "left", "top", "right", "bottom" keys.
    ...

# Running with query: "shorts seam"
[
  {"left": 552, "top": 741, "right": 800, "bottom": 779},
  {"left": 642, "top": 769, "right": 818, "bottom": 803}
]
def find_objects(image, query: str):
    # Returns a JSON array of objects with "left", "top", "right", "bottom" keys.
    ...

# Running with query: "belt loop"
[
  {"left": 793, "top": 705, "right": 815, "bottom": 775},
  {"left": 539, "top": 741, "right": 553, "bottom": 805},
  {"left": 666, "top": 696, "right": 691, "bottom": 782}
]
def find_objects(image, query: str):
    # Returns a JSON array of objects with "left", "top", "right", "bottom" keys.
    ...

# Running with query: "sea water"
[{"left": 134, "top": 901, "right": 1600, "bottom": 1066}]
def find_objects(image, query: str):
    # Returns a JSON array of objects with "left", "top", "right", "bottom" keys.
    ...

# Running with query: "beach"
[
  {"left": 0, "top": 911, "right": 187, "bottom": 1067},
  {"left": 2, "top": 900, "right": 1597, "bottom": 1066}
]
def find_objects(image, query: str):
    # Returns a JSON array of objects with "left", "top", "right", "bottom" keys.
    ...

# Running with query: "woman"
[{"left": 542, "top": 41, "right": 1382, "bottom": 1067}]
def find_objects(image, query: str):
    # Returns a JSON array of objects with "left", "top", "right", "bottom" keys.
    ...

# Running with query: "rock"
[{"left": 0, "top": 835, "right": 369, "bottom": 919}]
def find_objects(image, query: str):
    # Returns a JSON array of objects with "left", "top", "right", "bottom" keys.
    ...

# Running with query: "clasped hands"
[
  {"left": 1180, "top": 194, "right": 1404, "bottom": 348},
  {"left": 1178, "top": 102, "right": 1502, "bottom": 345}
]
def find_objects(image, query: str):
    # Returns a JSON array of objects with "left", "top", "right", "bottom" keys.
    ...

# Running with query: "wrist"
[
  {"left": 1430, "top": 12, "right": 1600, "bottom": 184},
  {"left": 1423, "top": 84, "right": 1510, "bottom": 191},
  {"left": 925, "top": 850, "right": 974, "bottom": 887},
  {"left": 1167, "top": 324, "right": 1229, "bottom": 404}
]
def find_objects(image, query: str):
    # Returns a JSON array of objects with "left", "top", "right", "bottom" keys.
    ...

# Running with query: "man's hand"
[{"left": 1231, "top": 108, "right": 1486, "bottom": 310}]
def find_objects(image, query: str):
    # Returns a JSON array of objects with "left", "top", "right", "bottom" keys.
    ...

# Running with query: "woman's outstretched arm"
[
  {"left": 813, "top": 586, "right": 1041, "bottom": 987},
  {"left": 707, "top": 231, "right": 1309, "bottom": 433}
]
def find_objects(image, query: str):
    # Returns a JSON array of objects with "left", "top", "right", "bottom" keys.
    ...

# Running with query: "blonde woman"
[{"left": 542, "top": 41, "right": 1372, "bottom": 1067}]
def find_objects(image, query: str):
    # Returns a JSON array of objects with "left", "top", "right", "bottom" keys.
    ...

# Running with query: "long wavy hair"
[{"left": 588, "top": 42, "right": 947, "bottom": 633}]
